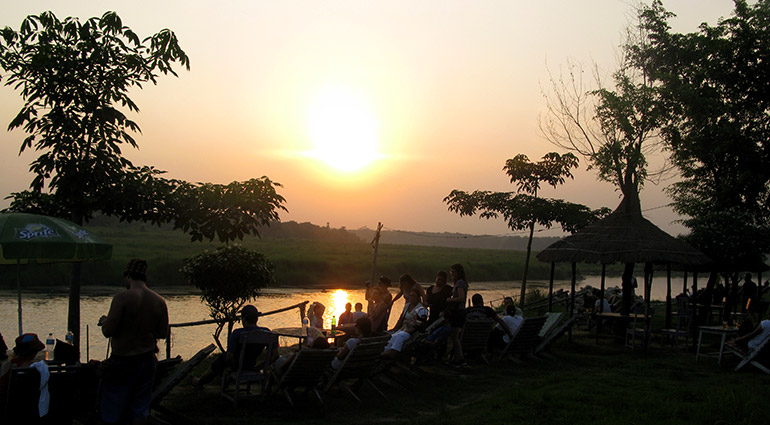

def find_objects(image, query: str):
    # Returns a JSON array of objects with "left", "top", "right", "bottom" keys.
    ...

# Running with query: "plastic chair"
[
  {"left": 221, "top": 330, "right": 278, "bottom": 407},
  {"left": 625, "top": 307, "right": 655, "bottom": 349},
  {"left": 661, "top": 296, "right": 693, "bottom": 350}
]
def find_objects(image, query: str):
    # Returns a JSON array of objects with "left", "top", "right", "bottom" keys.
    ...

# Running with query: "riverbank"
[
  {"left": 0, "top": 221, "right": 625, "bottom": 289},
  {"left": 165, "top": 327, "right": 770, "bottom": 425}
]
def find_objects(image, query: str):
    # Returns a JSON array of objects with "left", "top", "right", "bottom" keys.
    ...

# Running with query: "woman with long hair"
[
  {"left": 425, "top": 271, "right": 453, "bottom": 324},
  {"left": 446, "top": 263, "right": 469, "bottom": 368}
]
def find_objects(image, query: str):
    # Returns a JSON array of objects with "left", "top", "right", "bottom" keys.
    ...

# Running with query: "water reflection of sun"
[{"left": 329, "top": 289, "right": 348, "bottom": 328}]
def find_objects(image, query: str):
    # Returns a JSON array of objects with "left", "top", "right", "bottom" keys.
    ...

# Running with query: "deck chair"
[
  {"left": 625, "top": 308, "right": 655, "bottom": 349},
  {"left": 661, "top": 296, "right": 693, "bottom": 350},
  {"left": 725, "top": 334, "right": 770, "bottom": 374},
  {"left": 538, "top": 312, "right": 565, "bottom": 338},
  {"left": 534, "top": 315, "right": 578, "bottom": 356},
  {"left": 459, "top": 318, "right": 497, "bottom": 364},
  {"left": 322, "top": 334, "right": 390, "bottom": 402},
  {"left": 220, "top": 330, "right": 279, "bottom": 408},
  {"left": 269, "top": 348, "right": 338, "bottom": 406},
  {"left": 151, "top": 344, "right": 215, "bottom": 424},
  {"left": 499, "top": 316, "right": 548, "bottom": 360}
]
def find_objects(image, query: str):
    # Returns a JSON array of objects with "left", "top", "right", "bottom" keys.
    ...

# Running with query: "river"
[{"left": 0, "top": 275, "right": 681, "bottom": 360}]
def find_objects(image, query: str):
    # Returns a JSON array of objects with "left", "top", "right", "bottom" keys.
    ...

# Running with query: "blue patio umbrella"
[{"left": 0, "top": 213, "right": 112, "bottom": 335}]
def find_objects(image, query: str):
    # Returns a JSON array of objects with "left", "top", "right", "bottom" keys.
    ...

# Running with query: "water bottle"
[
  {"left": 302, "top": 317, "right": 309, "bottom": 334},
  {"left": 45, "top": 333, "right": 55, "bottom": 361},
  {"left": 65, "top": 330, "right": 74, "bottom": 345}
]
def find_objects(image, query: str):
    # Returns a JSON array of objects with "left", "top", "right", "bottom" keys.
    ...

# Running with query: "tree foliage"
[
  {"left": 638, "top": 0, "right": 770, "bottom": 267},
  {"left": 445, "top": 152, "right": 609, "bottom": 306},
  {"left": 181, "top": 244, "right": 274, "bottom": 344},
  {"left": 0, "top": 11, "right": 286, "bottom": 347}
]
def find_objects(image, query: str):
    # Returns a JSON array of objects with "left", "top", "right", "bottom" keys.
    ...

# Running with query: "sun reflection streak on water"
[{"left": 329, "top": 289, "right": 348, "bottom": 328}]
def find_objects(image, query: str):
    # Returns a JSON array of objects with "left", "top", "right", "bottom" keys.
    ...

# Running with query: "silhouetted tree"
[
  {"left": 0, "top": 12, "right": 285, "bottom": 349},
  {"left": 445, "top": 152, "right": 609, "bottom": 306}
]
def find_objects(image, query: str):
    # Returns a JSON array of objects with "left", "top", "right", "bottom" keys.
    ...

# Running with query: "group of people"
[
  {"left": 1, "top": 258, "right": 169, "bottom": 424},
  {"left": 1, "top": 259, "right": 528, "bottom": 424}
]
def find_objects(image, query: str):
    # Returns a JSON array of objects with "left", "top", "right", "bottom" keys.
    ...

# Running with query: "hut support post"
[
  {"left": 569, "top": 262, "right": 576, "bottom": 342},
  {"left": 683, "top": 271, "right": 688, "bottom": 295},
  {"left": 597, "top": 264, "right": 606, "bottom": 342},
  {"left": 666, "top": 264, "right": 672, "bottom": 329},
  {"left": 548, "top": 262, "right": 555, "bottom": 312},
  {"left": 693, "top": 272, "right": 699, "bottom": 326},
  {"left": 644, "top": 262, "right": 653, "bottom": 350}
]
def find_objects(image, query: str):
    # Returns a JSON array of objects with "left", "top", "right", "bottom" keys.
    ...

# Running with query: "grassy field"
[
  {"left": 0, "top": 221, "right": 621, "bottom": 288},
  {"left": 164, "top": 321, "right": 770, "bottom": 425}
]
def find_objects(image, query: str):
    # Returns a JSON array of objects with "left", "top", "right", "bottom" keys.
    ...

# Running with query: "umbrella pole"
[{"left": 17, "top": 259, "right": 22, "bottom": 336}]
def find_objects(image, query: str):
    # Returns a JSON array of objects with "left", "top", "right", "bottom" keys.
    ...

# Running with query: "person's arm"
[
  {"left": 336, "top": 344, "right": 350, "bottom": 361},
  {"left": 417, "top": 285, "right": 427, "bottom": 306},
  {"left": 392, "top": 289, "right": 404, "bottom": 303},
  {"left": 155, "top": 299, "right": 169, "bottom": 340},
  {"left": 734, "top": 323, "right": 764, "bottom": 345},
  {"left": 447, "top": 286, "right": 466, "bottom": 305},
  {"left": 493, "top": 313, "right": 513, "bottom": 337},
  {"left": 99, "top": 295, "right": 123, "bottom": 338}
]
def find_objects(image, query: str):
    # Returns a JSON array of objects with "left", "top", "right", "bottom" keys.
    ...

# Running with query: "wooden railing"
[{"left": 164, "top": 301, "right": 309, "bottom": 359}]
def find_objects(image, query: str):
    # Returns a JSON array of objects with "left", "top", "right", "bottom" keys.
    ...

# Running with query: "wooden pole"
[
  {"left": 597, "top": 263, "right": 606, "bottom": 342},
  {"left": 569, "top": 262, "right": 576, "bottom": 342},
  {"left": 666, "top": 263, "right": 672, "bottom": 329},
  {"left": 548, "top": 262, "right": 555, "bottom": 312},
  {"left": 370, "top": 222, "right": 383, "bottom": 288},
  {"left": 644, "top": 262, "right": 653, "bottom": 350}
]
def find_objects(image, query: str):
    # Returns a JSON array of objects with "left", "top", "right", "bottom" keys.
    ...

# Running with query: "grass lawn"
[{"left": 160, "top": 325, "right": 770, "bottom": 425}]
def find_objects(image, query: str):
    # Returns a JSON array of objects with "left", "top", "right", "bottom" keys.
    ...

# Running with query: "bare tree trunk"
[
  {"left": 520, "top": 220, "right": 535, "bottom": 308},
  {"left": 68, "top": 210, "right": 84, "bottom": 358}
]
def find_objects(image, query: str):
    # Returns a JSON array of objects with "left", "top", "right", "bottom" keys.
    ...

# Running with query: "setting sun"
[{"left": 305, "top": 85, "right": 382, "bottom": 172}]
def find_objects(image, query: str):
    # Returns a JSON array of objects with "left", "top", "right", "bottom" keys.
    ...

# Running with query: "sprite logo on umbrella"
[{"left": 14, "top": 224, "right": 62, "bottom": 241}]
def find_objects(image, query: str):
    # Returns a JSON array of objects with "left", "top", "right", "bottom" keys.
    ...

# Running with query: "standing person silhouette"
[
  {"left": 446, "top": 263, "right": 469, "bottom": 368},
  {"left": 98, "top": 259, "right": 169, "bottom": 425}
]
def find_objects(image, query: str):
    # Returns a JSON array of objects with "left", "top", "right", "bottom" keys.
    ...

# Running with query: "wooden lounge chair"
[
  {"left": 459, "top": 318, "right": 497, "bottom": 364},
  {"left": 534, "top": 315, "right": 577, "bottom": 356},
  {"left": 151, "top": 344, "right": 216, "bottom": 424},
  {"left": 269, "top": 348, "right": 338, "bottom": 406},
  {"left": 538, "top": 312, "right": 565, "bottom": 338},
  {"left": 220, "top": 330, "right": 279, "bottom": 408},
  {"left": 322, "top": 334, "right": 390, "bottom": 402},
  {"left": 725, "top": 335, "right": 770, "bottom": 374},
  {"left": 498, "top": 315, "right": 548, "bottom": 361}
]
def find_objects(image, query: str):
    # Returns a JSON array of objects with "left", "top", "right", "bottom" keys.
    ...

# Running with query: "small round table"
[{"left": 273, "top": 327, "right": 346, "bottom": 349}]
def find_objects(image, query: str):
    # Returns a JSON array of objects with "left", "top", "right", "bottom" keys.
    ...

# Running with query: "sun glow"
[
  {"left": 330, "top": 289, "right": 349, "bottom": 327},
  {"left": 305, "top": 85, "right": 382, "bottom": 172}
]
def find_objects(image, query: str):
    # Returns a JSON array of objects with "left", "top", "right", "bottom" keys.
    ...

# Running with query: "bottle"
[
  {"left": 45, "top": 332, "right": 55, "bottom": 361},
  {"left": 331, "top": 316, "right": 337, "bottom": 336},
  {"left": 65, "top": 330, "right": 74, "bottom": 345},
  {"left": 302, "top": 317, "right": 309, "bottom": 334}
]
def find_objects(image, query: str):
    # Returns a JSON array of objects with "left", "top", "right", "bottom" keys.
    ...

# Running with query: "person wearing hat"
[
  {"left": 0, "top": 333, "right": 46, "bottom": 412},
  {"left": 98, "top": 258, "right": 169, "bottom": 424},
  {"left": 190, "top": 304, "right": 276, "bottom": 388}
]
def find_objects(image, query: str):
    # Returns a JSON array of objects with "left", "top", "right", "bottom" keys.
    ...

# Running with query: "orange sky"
[{"left": 0, "top": 1, "right": 739, "bottom": 237}]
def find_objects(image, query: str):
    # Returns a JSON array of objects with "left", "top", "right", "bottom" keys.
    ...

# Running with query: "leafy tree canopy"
[
  {"left": 181, "top": 244, "right": 274, "bottom": 344},
  {"left": 0, "top": 11, "right": 286, "bottom": 242},
  {"left": 639, "top": 0, "right": 770, "bottom": 266}
]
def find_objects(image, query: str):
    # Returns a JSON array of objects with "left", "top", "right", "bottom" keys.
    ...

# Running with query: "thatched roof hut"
[
  {"left": 535, "top": 198, "right": 710, "bottom": 346},
  {"left": 536, "top": 207, "right": 711, "bottom": 266}
]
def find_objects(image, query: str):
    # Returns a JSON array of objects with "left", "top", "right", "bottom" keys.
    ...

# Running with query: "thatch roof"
[{"left": 536, "top": 205, "right": 710, "bottom": 266}]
